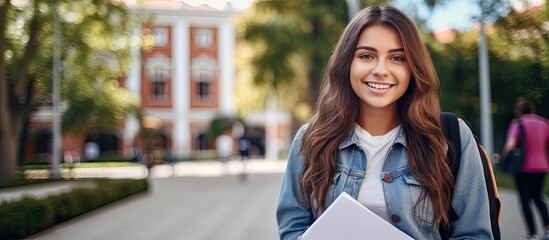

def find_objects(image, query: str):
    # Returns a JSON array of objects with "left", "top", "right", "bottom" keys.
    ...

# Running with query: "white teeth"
[{"left": 366, "top": 82, "right": 391, "bottom": 89}]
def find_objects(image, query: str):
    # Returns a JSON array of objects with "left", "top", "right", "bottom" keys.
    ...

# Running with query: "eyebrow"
[{"left": 355, "top": 46, "right": 405, "bottom": 53}]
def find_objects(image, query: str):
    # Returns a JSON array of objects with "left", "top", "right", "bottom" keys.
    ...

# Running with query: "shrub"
[
  {"left": 0, "top": 196, "right": 54, "bottom": 239},
  {"left": 0, "top": 179, "right": 148, "bottom": 239}
]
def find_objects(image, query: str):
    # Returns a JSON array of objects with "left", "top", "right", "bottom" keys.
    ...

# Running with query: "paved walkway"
[
  {"left": 24, "top": 159, "right": 285, "bottom": 240},
  {"left": 0, "top": 159, "right": 542, "bottom": 240}
]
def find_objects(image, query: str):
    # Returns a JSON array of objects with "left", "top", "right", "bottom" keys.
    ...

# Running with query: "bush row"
[{"left": 0, "top": 178, "right": 148, "bottom": 239}]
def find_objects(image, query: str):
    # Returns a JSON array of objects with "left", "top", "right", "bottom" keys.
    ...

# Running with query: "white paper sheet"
[{"left": 301, "top": 192, "right": 414, "bottom": 240}]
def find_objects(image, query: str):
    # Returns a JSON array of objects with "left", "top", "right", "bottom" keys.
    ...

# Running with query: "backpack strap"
[
  {"left": 439, "top": 112, "right": 461, "bottom": 240},
  {"left": 517, "top": 118, "right": 526, "bottom": 157},
  {"left": 440, "top": 112, "right": 461, "bottom": 175},
  {"left": 439, "top": 112, "right": 502, "bottom": 240}
]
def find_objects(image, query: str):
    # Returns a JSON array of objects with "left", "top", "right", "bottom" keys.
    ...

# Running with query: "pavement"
[{"left": 0, "top": 159, "right": 544, "bottom": 240}]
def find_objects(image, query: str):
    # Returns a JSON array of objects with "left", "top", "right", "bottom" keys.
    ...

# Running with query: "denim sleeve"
[
  {"left": 276, "top": 125, "right": 314, "bottom": 240},
  {"left": 450, "top": 121, "right": 493, "bottom": 239}
]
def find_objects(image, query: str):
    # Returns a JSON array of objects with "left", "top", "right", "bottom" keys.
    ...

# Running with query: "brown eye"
[
  {"left": 359, "top": 54, "right": 374, "bottom": 59},
  {"left": 390, "top": 55, "right": 405, "bottom": 62}
]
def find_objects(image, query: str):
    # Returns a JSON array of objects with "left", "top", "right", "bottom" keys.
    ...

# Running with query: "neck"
[{"left": 356, "top": 109, "right": 399, "bottom": 136}]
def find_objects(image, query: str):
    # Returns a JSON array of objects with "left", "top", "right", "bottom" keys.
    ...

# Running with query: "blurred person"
[
  {"left": 501, "top": 96, "right": 549, "bottom": 240},
  {"left": 84, "top": 142, "right": 100, "bottom": 161},
  {"left": 276, "top": 4, "right": 493, "bottom": 240},
  {"left": 238, "top": 135, "right": 252, "bottom": 181},
  {"left": 239, "top": 135, "right": 251, "bottom": 161},
  {"left": 216, "top": 133, "right": 234, "bottom": 164}
]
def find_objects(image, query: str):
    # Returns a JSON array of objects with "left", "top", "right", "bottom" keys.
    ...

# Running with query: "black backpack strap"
[
  {"left": 478, "top": 142, "right": 503, "bottom": 240},
  {"left": 440, "top": 112, "right": 501, "bottom": 240},
  {"left": 517, "top": 118, "right": 526, "bottom": 155},
  {"left": 440, "top": 112, "right": 462, "bottom": 173},
  {"left": 439, "top": 112, "right": 461, "bottom": 239}
]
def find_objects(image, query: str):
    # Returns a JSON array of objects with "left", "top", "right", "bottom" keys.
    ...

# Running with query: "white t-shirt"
[{"left": 354, "top": 124, "right": 400, "bottom": 223}]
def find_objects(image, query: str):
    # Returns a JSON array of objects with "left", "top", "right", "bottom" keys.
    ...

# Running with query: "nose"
[{"left": 373, "top": 60, "right": 388, "bottom": 77}]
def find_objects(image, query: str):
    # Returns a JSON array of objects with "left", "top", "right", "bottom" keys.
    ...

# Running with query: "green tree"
[
  {"left": 424, "top": 2, "right": 549, "bottom": 150},
  {"left": 239, "top": 0, "right": 388, "bottom": 112},
  {"left": 0, "top": 0, "right": 150, "bottom": 180},
  {"left": 237, "top": 0, "right": 509, "bottom": 120},
  {"left": 491, "top": 2, "right": 549, "bottom": 101}
]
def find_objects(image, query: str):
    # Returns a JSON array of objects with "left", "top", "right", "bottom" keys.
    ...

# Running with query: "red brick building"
[{"left": 28, "top": 1, "right": 292, "bottom": 162}]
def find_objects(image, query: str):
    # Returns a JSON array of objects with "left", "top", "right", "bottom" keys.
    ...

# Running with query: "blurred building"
[
  {"left": 27, "top": 1, "right": 292, "bottom": 163},
  {"left": 123, "top": 1, "right": 241, "bottom": 160}
]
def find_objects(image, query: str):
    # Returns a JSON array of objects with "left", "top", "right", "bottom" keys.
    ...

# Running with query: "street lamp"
[
  {"left": 478, "top": 0, "right": 494, "bottom": 157},
  {"left": 345, "top": 0, "right": 360, "bottom": 20},
  {"left": 52, "top": 5, "right": 62, "bottom": 179}
]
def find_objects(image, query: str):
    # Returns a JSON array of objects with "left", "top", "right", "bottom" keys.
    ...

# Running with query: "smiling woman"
[{"left": 276, "top": 4, "right": 495, "bottom": 240}]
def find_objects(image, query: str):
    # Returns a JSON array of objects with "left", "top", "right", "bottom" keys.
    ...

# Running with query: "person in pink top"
[{"left": 502, "top": 96, "right": 549, "bottom": 240}]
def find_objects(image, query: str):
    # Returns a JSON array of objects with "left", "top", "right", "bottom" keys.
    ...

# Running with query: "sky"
[
  {"left": 183, "top": 0, "right": 545, "bottom": 32},
  {"left": 392, "top": 0, "right": 484, "bottom": 32},
  {"left": 397, "top": 0, "right": 545, "bottom": 32},
  {"left": 182, "top": 0, "right": 478, "bottom": 31}
]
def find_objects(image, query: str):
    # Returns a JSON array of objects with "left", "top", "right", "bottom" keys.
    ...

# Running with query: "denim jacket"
[{"left": 276, "top": 121, "right": 493, "bottom": 240}]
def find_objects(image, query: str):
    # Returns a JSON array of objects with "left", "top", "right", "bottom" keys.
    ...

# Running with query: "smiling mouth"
[{"left": 366, "top": 82, "right": 392, "bottom": 90}]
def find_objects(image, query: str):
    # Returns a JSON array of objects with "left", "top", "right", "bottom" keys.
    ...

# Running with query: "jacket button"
[
  {"left": 383, "top": 174, "right": 393, "bottom": 183},
  {"left": 391, "top": 214, "right": 401, "bottom": 223}
]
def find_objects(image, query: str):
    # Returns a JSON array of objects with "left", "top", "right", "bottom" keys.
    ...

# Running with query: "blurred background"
[
  {"left": 1, "top": 0, "right": 548, "bottom": 178},
  {"left": 0, "top": 0, "right": 548, "bottom": 239}
]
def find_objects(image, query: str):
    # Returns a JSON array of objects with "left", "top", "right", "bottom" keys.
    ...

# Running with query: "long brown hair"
[{"left": 300, "top": 5, "right": 454, "bottom": 227}]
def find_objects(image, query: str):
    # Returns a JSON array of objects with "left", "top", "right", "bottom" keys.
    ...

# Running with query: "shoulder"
[
  {"left": 529, "top": 114, "right": 549, "bottom": 124},
  {"left": 455, "top": 119, "right": 483, "bottom": 155},
  {"left": 288, "top": 124, "right": 310, "bottom": 153},
  {"left": 455, "top": 120, "right": 486, "bottom": 173},
  {"left": 291, "top": 123, "right": 309, "bottom": 142},
  {"left": 507, "top": 119, "right": 519, "bottom": 130},
  {"left": 457, "top": 119, "right": 474, "bottom": 139},
  {"left": 297, "top": 123, "right": 309, "bottom": 135}
]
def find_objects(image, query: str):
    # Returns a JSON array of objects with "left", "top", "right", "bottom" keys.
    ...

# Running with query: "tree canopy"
[
  {"left": 427, "top": 2, "right": 549, "bottom": 149},
  {"left": 0, "top": 0, "right": 151, "bottom": 180}
]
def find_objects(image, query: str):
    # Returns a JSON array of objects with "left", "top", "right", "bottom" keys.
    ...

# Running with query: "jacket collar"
[{"left": 338, "top": 124, "right": 407, "bottom": 149}]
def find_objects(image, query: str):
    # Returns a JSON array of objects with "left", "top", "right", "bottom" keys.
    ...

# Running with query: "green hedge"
[{"left": 0, "top": 179, "right": 148, "bottom": 239}]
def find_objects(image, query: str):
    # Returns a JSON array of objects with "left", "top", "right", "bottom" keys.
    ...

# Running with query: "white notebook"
[{"left": 301, "top": 192, "right": 414, "bottom": 240}]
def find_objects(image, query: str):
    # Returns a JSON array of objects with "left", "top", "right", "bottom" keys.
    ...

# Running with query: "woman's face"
[{"left": 350, "top": 23, "right": 411, "bottom": 114}]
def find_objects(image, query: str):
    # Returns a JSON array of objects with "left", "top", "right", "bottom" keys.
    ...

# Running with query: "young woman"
[
  {"left": 502, "top": 96, "right": 549, "bottom": 240},
  {"left": 276, "top": 5, "right": 493, "bottom": 240}
]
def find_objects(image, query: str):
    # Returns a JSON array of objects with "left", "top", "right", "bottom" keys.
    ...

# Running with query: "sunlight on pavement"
[
  {"left": 22, "top": 159, "right": 288, "bottom": 179},
  {"left": 149, "top": 159, "right": 288, "bottom": 178}
]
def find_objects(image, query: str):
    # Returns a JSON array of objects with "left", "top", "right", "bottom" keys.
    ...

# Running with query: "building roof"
[
  {"left": 433, "top": 28, "right": 457, "bottom": 44},
  {"left": 123, "top": 0, "right": 240, "bottom": 12}
]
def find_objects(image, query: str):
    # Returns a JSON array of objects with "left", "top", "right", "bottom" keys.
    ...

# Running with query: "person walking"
[
  {"left": 238, "top": 136, "right": 251, "bottom": 160},
  {"left": 216, "top": 133, "right": 234, "bottom": 174},
  {"left": 502, "top": 96, "right": 549, "bottom": 240},
  {"left": 237, "top": 135, "right": 252, "bottom": 181},
  {"left": 276, "top": 4, "right": 493, "bottom": 240}
]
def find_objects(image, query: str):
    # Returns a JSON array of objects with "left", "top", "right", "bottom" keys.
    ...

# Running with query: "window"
[
  {"left": 145, "top": 54, "right": 171, "bottom": 103},
  {"left": 153, "top": 27, "right": 169, "bottom": 47},
  {"left": 191, "top": 54, "right": 217, "bottom": 103},
  {"left": 195, "top": 29, "right": 213, "bottom": 48},
  {"left": 152, "top": 71, "right": 167, "bottom": 101},
  {"left": 197, "top": 81, "right": 211, "bottom": 101}
]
